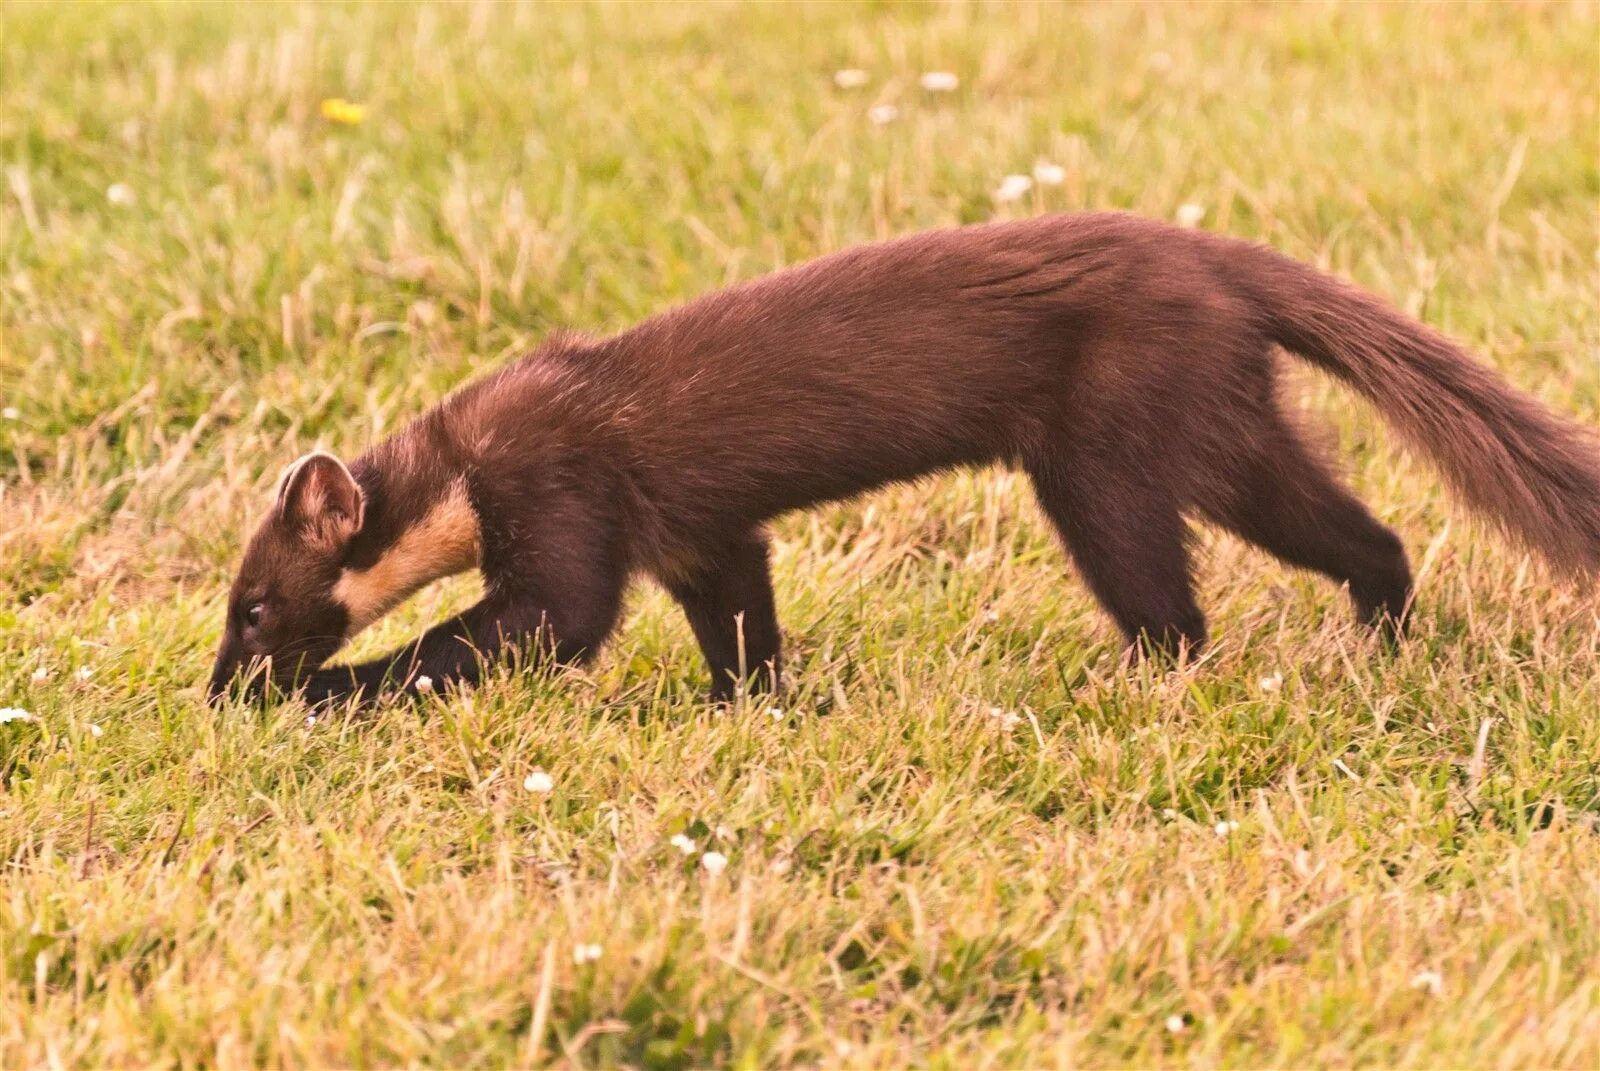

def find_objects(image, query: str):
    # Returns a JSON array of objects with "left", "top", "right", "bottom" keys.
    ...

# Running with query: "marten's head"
[{"left": 207, "top": 452, "right": 362, "bottom": 702}]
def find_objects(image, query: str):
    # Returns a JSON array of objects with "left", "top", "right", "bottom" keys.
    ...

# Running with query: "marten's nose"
[
  {"left": 206, "top": 663, "right": 233, "bottom": 705},
  {"left": 206, "top": 640, "right": 242, "bottom": 706}
]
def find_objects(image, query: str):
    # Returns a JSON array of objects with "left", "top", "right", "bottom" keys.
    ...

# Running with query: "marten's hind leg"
[
  {"left": 1026, "top": 454, "right": 1207, "bottom": 659},
  {"left": 1200, "top": 411, "right": 1413, "bottom": 631},
  {"left": 663, "top": 530, "right": 782, "bottom": 701}
]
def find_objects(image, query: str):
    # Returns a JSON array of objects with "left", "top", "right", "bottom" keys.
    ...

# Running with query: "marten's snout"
[
  {"left": 206, "top": 635, "right": 249, "bottom": 705},
  {"left": 205, "top": 665, "right": 234, "bottom": 705}
]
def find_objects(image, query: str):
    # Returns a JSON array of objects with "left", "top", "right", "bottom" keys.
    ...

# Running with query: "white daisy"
[
  {"left": 919, "top": 71, "right": 959, "bottom": 92},
  {"left": 833, "top": 69, "right": 870, "bottom": 89},
  {"left": 868, "top": 103, "right": 899, "bottom": 126},
  {"left": 1175, "top": 203, "right": 1206, "bottom": 228},
  {"left": 987, "top": 705, "right": 1022, "bottom": 730},
  {"left": 106, "top": 183, "right": 136, "bottom": 207},
  {"left": 572, "top": 942, "right": 603, "bottom": 965},
  {"left": 670, "top": 833, "right": 698, "bottom": 856},
  {"left": 414, "top": 675, "right": 433, "bottom": 693},
  {"left": 31, "top": 666, "right": 48, "bottom": 682},
  {"left": 523, "top": 769, "right": 554, "bottom": 793},
  {"left": 0, "top": 708, "right": 33, "bottom": 724},
  {"left": 1410, "top": 970, "right": 1443, "bottom": 997},
  {"left": 1032, "top": 161, "right": 1066, "bottom": 186},
  {"left": 1165, "top": 1014, "right": 1186, "bottom": 1033},
  {"left": 994, "top": 174, "right": 1033, "bottom": 203},
  {"left": 701, "top": 850, "right": 728, "bottom": 875}
]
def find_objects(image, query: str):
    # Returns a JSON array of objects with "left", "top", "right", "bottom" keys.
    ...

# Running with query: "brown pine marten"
[{"left": 208, "top": 212, "right": 1600, "bottom": 706}]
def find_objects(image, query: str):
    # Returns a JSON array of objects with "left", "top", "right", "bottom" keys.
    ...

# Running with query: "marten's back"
[{"left": 588, "top": 214, "right": 1208, "bottom": 520}]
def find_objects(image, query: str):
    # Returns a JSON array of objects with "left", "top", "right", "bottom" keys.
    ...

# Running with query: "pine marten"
[{"left": 207, "top": 212, "right": 1600, "bottom": 706}]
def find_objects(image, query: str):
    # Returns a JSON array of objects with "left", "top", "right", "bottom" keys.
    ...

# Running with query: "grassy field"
[{"left": 2, "top": 1, "right": 1599, "bottom": 1066}]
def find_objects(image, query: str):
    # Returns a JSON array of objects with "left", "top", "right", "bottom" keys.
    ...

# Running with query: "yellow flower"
[{"left": 319, "top": 97, "right": 367, "bottom": 125}]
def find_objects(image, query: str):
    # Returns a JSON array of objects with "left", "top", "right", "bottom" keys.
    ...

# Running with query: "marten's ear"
[{"left": 276, "top": 451, "right": 364, "bottom": 547}]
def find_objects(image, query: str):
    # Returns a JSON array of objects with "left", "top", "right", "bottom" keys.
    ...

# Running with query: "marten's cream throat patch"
[{"left": 333, "top": 481, "right": 481, "bottom": 637}]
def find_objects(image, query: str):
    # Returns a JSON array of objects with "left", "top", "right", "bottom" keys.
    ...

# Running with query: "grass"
[{"left": 2, "top": 1, "right": 1598, "bottom": 1066}]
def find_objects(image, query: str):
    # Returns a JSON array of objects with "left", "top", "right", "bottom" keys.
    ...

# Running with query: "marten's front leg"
[
  {"left": 296, "top": 597, "right": 581, "bottom": 704},
  {"left": 302, "top": 510, "right": 626, "bottom": 706}
]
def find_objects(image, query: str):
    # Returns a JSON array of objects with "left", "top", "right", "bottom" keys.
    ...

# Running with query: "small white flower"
[
  {"left": 994, "top": 174, "right": 1034, "bottom": 204},
  {"left": 31, "top": 666, "right": 48, "bottom": 682},
  {"left": 106, "top": 182, "right": 136, "bottom": 206},
  {"left": 1213, "top": 819, "right": 1239, "bottom": 837},
  {"left": 1, "top": 406, "right": 18, "bottom": 420},
  {"left": 572, "top": 942, "right": 603, "bottom": 965},
  {"left": 987, "top": 705, "right": 1022, "bottom": 730},
  {"left": 88, "top": 723, "right": 104, "bottom": 738},
  {"left": 414, "top": 675, "right": 433, "bottom": 693},
  {"left": 1258, "top": 672, "right": 1282, "bottom": 694},
  {"left": 1410, "top": 970, "right": 1443, "bottom": 996},
  {"left": 1162, "top": 808, "right": 1178, "bottom": 819},
  {"left": 304, "top": 715, "right": 318, "bottom": 728},
  {"left": 1175, "top": 202, "right": 1206, "bottom": 228},
  {"left": 0, "top": 708, "right": 33, "bottom": 724},
  {"left": 919, "top": 71, "right": 959, "bottom": 92},
  {"left": 76, "top": 666, "right": 93, "bottom": 680},
  {"left": 1165, "top": 1014, "right": 1186, "bottom": 1033},
  {"left": 523, "top": 769, "right": 554, "bottom": 794},
  {"left": 1032, "top": 161, "right": 1066, "bottom": 186},
  {"left": 833, "top": 68, "right": 870, "bottom": 89},
  {"left": 701, "top": 850, "right": 728, "bottom": 875},
  {"left": 867, "top": 103, "right": 899, "bottom": 126},
  {"left": 670, "top": 833, "right": 698, "bottom": 856}
]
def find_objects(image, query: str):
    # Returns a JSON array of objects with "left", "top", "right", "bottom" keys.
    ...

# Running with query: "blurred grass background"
[{"left": 1, "top": 1, "right": 1598, "bottom": 1066}]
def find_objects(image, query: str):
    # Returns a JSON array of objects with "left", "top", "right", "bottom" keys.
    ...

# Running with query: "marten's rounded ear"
[{"left": 276, "top": 451, "right": 364, "bottom": 546}]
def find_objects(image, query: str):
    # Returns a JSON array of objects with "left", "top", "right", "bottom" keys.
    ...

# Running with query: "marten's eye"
[{"left": 243, "top": 603, "right": 265, "bottom": 629}]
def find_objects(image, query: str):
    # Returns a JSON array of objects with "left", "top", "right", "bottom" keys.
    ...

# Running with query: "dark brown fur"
[{"left": 208, "top": 212, "right": 1600, "bottom": 705}]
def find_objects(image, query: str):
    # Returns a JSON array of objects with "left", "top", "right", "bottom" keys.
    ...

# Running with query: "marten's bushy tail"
[{"left": 1227, "top": 241, "right": 1600, "bottom": 577}]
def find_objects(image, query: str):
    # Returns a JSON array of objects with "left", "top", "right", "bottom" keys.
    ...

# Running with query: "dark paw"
[
  {"left": 708, "top": 661, "right": 781, "bottom": 704},
  {"left": 1127, "top": 622, "right": 1207, "bottom": 666},
  {"left": 297, "top": 669, "right": 370, "bottom": 709}
]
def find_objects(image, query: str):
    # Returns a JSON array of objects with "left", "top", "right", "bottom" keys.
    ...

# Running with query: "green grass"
[{"left": 2, "top": 1, "right": 1599, "bottom": 1066}]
